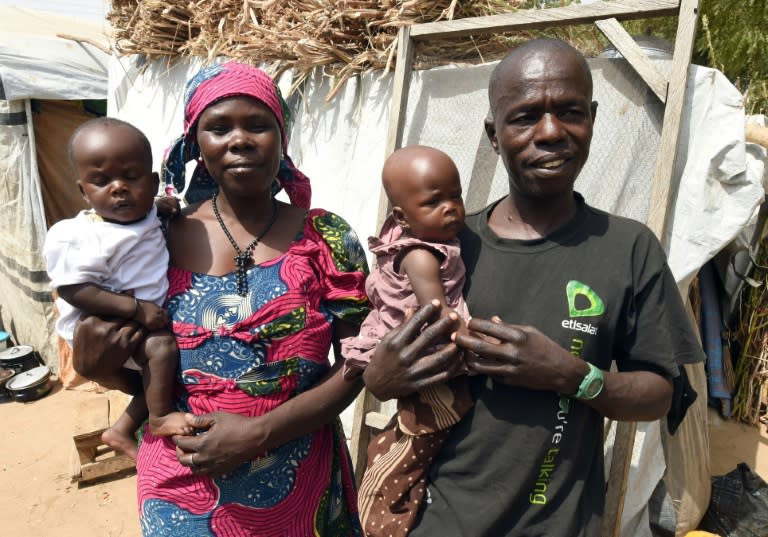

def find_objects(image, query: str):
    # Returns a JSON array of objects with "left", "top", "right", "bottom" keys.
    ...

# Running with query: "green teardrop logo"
[{"left": 566, "top": 280, "right": 605, "bottom": 318}]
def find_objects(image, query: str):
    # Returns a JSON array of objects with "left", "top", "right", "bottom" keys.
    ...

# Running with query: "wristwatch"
[{"left": 573, "top": 362, "right": 605, "bottom": 400}]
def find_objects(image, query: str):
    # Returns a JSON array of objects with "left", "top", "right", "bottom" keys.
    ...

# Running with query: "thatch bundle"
[{"left": 108, "top": 0, "right": 547, "bottom": 96}]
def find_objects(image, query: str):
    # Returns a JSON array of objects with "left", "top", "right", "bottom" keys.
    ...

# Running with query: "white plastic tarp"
[{"left": 0, "top": 6, "right": 109, "bottom": 100}]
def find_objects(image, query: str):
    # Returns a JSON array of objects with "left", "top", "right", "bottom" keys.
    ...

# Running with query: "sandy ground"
[
  {"left": 1, "top": 384, "right": 140, "bottom": 537},
  {"left": 2, "top": 379, "right": 768, "bottom": 537}
]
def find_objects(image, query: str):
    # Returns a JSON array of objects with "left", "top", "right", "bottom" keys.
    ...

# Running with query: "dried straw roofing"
[{"left": 107, "top": 0, "right": 535, "bottom": 97}]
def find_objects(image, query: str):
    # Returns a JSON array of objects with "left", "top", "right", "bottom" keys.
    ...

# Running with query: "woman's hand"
[
  {"left": 174, "top": 412, "right": 270, "bottom": 477},
  {"left": 362, "top": 300, "right": 463, "bottom": 401},
  {"left": 174, "top": 355, "right": 363, "bottom": 478}
]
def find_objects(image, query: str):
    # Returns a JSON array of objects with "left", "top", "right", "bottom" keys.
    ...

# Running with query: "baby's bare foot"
[
  {"left": 101, "top": 427, "right": 139, "bottom": 460},
  {"left": 149, "top": 412, "right": 195, "bottom": 437}
]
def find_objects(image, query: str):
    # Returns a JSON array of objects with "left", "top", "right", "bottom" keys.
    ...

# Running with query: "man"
[{"left": 361, "top": 38, "right": 704, "bottom": 536}]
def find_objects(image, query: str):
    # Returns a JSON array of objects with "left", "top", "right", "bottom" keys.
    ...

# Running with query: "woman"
[{"left": 77, "top": 62, "right": 369, "bottom": 536}]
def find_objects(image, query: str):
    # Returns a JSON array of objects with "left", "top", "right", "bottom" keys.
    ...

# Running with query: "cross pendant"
[{"left": 234, "top": 252, "right": 251, "bottom": 268}]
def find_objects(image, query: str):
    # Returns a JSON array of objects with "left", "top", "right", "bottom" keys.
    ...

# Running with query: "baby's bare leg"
[
  {"left": 101, "top": 395, "right": 146, "bottom": 459},
  {"left": 136, "top": 330, "right": 192, "bottom": 437}
]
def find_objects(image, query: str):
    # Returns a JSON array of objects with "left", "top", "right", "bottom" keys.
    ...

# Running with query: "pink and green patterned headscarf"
[{"left": 162, "top": 62, "right": 311, "bottom": 207}]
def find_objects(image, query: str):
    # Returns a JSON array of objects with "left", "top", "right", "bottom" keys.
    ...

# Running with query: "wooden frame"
[{"left": 350, "top": 1, "right": 701, "bottom": 535}]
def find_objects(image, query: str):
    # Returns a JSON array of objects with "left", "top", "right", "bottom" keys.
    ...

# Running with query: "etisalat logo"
[
  {"left": 528, "top": 280, "right": 604, "bottom": 506},
  {"left": 561, "top": 280, "right": 605, "bottom": 335}
]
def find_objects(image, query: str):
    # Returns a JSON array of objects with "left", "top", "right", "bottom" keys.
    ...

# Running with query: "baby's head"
[
  {"left": 69, "top": 117, "right": 158, "bottom": 224},
  {"left": 382, "top": 145, "right": 465, "bottom": 243}
]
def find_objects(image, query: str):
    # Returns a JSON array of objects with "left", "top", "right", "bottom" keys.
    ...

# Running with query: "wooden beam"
[
  {"left": 646, "top": 0, "right": 700, "bottom": 240},
  {"left": 601, "top": 421, "right": 638, "bottom": 536},
  {"left": 350, "top": 388, "right": 376, "bottom": 485},
  {"left": 595, "top": 18, "right": 669, "bottom": 103},
  {"left": 385, "top": 26, "right": 414, "bottom": 158},
  {"left": 604, "top": 2, "right": 700, "bottom": 535},
  {"left": 746, "top": 123, "right": 768, "bottom": 149},
  {"left": 376, "top": 25, "right": 416, "bottom": 235},
  {"left": 352, "top": 27, "right": 416, "bottom": 484},
  {"left": 410, "top": 0, "right": 679, "bottom": 40}
]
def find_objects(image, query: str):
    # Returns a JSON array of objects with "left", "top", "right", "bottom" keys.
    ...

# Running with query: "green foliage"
[
  {"left": 624, "top": 0, "right": 768, "bottom": 114},
  {"left": 697, "top": 0, "right": 768, "bottom": 114}
]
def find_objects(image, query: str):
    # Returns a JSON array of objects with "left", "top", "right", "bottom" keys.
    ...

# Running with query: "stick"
[{"left": 56, "top": 33, "right": 111, "bottom": 55}]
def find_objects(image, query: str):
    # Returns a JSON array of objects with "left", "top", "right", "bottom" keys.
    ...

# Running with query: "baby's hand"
[
  {"left": 436, "top": 308, "right": 470, "bottom": 375},
  {"left": 155, "top": 196, "right": 181, "bottom": 219},
  {"left": 134, "top": 299, "right": 169, "bottom": 331}
]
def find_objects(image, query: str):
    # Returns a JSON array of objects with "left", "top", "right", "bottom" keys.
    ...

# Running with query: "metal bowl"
[{"left": 5, "top": 366, "right": 52, "bottom": 402}]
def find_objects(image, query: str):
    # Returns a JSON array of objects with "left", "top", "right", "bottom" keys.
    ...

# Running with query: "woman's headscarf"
[{"left": 162, "top": 62, "right": 311, "bottom": 208}]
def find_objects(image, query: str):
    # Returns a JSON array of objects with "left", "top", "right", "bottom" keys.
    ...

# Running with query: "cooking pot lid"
[
  {"left": 0, "top": 345, "right": 35, "bottom": 361},
  {"left": 6, "top": 365, "right": 50, "bottom": 390}
]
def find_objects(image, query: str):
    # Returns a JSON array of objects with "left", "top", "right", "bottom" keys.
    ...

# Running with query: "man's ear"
[
  {"left": 484, "top": 116, "right": 499, "bottom": 154},
  {"left": 392, "top": 206, "right": 409, "bottom": 230},
  {"left": 591, "top": 101, "right": 598, "bottom": 123},
  {"left": 152, "top": 172, "right": 160, "bottom": 194}
]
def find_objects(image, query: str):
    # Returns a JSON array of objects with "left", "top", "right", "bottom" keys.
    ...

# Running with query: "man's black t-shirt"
[{"left": 409, "top": 194, "right": 704, "bottom": 537}]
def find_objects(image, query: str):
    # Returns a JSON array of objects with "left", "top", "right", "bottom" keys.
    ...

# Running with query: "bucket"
[{"left": 0, "top": 345, "right": 40, "bottom": 375}]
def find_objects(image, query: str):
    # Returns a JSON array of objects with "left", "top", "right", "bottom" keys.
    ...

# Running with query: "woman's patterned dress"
[{"left": 137, "top": 209, "right": 369, "bottom": 536}]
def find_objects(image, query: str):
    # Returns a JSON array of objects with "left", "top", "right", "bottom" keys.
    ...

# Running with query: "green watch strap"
[{"left": 573, "top": 362, "right": 605, "bottom": 400}]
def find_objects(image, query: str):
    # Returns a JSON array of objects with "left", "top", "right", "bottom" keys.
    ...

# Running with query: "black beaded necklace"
[{"left": 211, "top": 192, "right": 279, "bottom": 297}]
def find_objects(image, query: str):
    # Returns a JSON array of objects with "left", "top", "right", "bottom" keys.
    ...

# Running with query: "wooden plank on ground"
[
  {"left": 106, "top": 390, "right": 132, "bottom": 424},
  {"left": 80, "top": 453, "right": 136, "bottom": 483},
  {"left": 71, "top": 391, "right": 137, "bottom": 485},
  {"left": 73, "top": 394, "right": 109, "bottom": 440}
]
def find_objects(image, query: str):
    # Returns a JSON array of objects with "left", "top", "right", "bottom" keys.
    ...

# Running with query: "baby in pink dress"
[{"left": 342, "top": 145, "right": 473, "bottom": 537}]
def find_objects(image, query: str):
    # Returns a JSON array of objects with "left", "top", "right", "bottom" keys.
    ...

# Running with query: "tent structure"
[{"left": 0, "top": 7, "right": 111, "bottom": 372}]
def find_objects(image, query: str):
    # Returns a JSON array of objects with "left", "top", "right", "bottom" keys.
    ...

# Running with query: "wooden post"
[
  {"left": 645, "top": 0, "right": 701, "bottom": 240},
  {"left": 602, "top": 1, "right": 700, "bottom": 535}
]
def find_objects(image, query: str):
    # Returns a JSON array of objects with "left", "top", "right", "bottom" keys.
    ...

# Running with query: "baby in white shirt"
[{"left": 44, "top": 117, "right": 188, "bottom": 458}]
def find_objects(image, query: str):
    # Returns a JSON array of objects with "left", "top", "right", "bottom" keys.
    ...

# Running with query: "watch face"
[{"left": 584, "top": 378, "right": 603, "bottom": 398}]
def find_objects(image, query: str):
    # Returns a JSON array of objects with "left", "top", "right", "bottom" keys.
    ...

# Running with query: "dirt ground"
[
  {"left": 2, "top": 379, "right": 768, "bottom": 537},
  {"left": 1, "top": 384, "right": 140, "bottom": 537}
]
